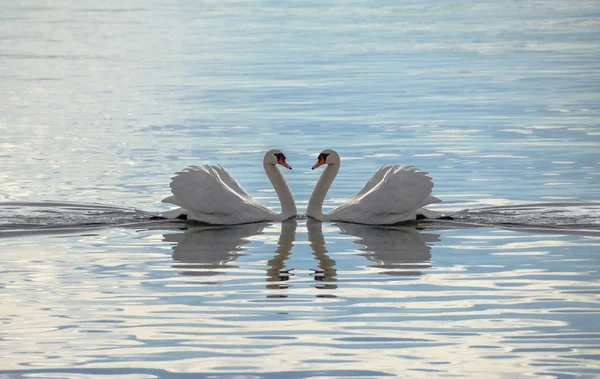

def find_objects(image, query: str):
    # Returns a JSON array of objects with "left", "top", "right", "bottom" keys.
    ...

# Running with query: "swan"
[
  {"left": 306, "top": 149, "right": 443, "bottom": 225},
  {"left": 161, "top": 149, "right": 297, "bottom": 225}
]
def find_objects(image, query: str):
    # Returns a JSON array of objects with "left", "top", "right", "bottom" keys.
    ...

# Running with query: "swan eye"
[
  {"left": 318, "top": 153, "right": 330, "bottom": 162},
  {"left": 274, "top": 152, "right": 292, "bottom": 169}
]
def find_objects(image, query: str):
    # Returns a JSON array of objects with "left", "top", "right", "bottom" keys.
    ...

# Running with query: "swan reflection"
[
  {"left": 163, "top": 218, "right": 439, "bottom": 282},
  {"left": 163, "top": 222, "right": 268, "bottom": 277},
  {"left": 307, "top": 219, "right": 338, "bottom": 291},
  {"left": 266, "top": 219, "right": 297, "bottom": 291},
  {"left": 334, "top": 222, "right": 440, "bottom": 276}
]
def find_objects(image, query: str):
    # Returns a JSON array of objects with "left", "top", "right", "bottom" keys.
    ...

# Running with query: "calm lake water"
[{"left": 1, "top": 0, "right": 599, "bottom": 378}]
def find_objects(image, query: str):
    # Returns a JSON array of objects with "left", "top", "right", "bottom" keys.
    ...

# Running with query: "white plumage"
[
  {"left": 161, "top": 150, "right": 296, "bottom": 225},
  {"left": 307, "top": 150, "right": 442, "bottom": 224}
]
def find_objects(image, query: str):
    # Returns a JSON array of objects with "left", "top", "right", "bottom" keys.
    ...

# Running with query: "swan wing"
[
  {"left": 164, "top": 165, "right": 276, "bottom": 224},
  {"left": 213, "top": 164, "right": 251, "bottom": 198},
  {"left": 328, "top": 166, "right": 435, "bottom": 224},
  {"left": 353, "top": 165, "right": 394, "bottom": 197}
]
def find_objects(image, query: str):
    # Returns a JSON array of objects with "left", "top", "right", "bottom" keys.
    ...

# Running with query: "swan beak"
[
  {"left": 278, "top": 157, "right": 292, "bottom": 170},
  {"left": 311, "top": 158, "right": 325, "bottom": 170}
]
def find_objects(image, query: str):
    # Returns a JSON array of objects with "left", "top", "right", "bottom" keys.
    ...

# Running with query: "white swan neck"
[
  {"left": 307, "top": 163, "right": 339, "bottom": 220},
  {"left": 264, "top": 162, "right": 297, "bottom": 219}
]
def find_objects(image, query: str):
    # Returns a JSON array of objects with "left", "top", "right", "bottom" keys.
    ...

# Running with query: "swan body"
[
  {"left": 161, "top": 150, "right": 296, "bottom": 225},
  {"left": 307, "top": 149, "right": 442, "bottom": 225}
]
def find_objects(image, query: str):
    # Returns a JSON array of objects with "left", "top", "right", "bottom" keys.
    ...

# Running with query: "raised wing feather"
[
  {"left": 354, "top": 166, "right": 394, "bottom": 197},
  {"left": 163, "top": 165, "right": 276, "bottom": 224},
  {"left": 328, "top": 166, "right": 435, "bottom": 224},
  {"left": 212, "top": 165, "right": 251, "bottom": 198}
]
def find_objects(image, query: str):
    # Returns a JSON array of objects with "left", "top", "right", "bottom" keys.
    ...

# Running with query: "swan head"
[
  {"left": 311, "top": 149, "right": 340, "bottom": 170},
  {"left": 264, "top": 149, "right": 292, "bottom": 170}
]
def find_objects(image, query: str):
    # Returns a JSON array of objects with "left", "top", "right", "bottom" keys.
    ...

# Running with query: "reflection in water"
[
  {"left": 307, "top": 219, "right": 338, "bottom": 292},
  {"left": 3, "top": 219, "right": 599, "bottom": 377},
  {"left": 266, "top": 219, "right": 297, "bottom": 291},
  {"left": 335, "top": 222, "right": 440, "bottom": 276},
  {"left": 163, "top": 223, "right": 268, "bottom": 277},
  {"left": 164, "top": 219, "right": 440, "bottom": 284}
]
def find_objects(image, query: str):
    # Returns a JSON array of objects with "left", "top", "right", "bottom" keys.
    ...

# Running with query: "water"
[{"left": 1, "top": 0, "right": 599, "bottom": 377}]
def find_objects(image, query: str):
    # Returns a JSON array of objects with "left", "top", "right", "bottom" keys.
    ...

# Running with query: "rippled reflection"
[
  {"left": 266, "top": 219, "right": 296, "bottom": 291},
  {"left": 307, "top": 219, "right": 339, "bottom": 293},
  {"left": 336, "top": 222, "right": 440, "bottom": 276},
  {"left": 1, "top": 218, "right": 599, "bottom": 377},
  {"left": 163, "top": 219, "right": 443, "bottom": 289},
  {"left": 164, "top": 223, "right": 269, "bottom": 277}
]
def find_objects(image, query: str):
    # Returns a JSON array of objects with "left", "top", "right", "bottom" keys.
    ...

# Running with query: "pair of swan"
[{"left": 161, "top": 149, "right": 442, "bottom": 225}]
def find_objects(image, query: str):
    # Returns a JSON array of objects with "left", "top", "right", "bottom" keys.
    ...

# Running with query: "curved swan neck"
[
  {"left": 307, "top": 163, "right": 340, "bottom": 219},
  {"left": 264, "top": 162, "right": 297, "bottom": 219}
]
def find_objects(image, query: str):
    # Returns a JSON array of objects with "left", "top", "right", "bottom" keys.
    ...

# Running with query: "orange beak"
[
  {"left": 278, "top": 157, "right": 292, "bottom": 170},
  {"left": 311, "top": 158, "right": 326, "bottom": 170}
]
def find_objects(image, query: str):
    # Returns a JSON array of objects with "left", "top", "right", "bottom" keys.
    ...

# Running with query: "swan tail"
[
  {"left": 426, "top": 195, "right": 442, "bottom": 205},
  {"left": 417, "top": 208, "right": 444, "bottom": 219},
  {"left": 162, "top": 195, "right": 178, "bottom": 205},
  {"left": 160, "top": 207, "right": 188, "bottom": 219}
]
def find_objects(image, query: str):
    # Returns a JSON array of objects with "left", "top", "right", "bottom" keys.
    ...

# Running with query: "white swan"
[
  {"left": 307, "top": 149, "right": 442, "bottom": 225},
  {"left": 161, "top": 149, "right": 296, "bottom": 225}
]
